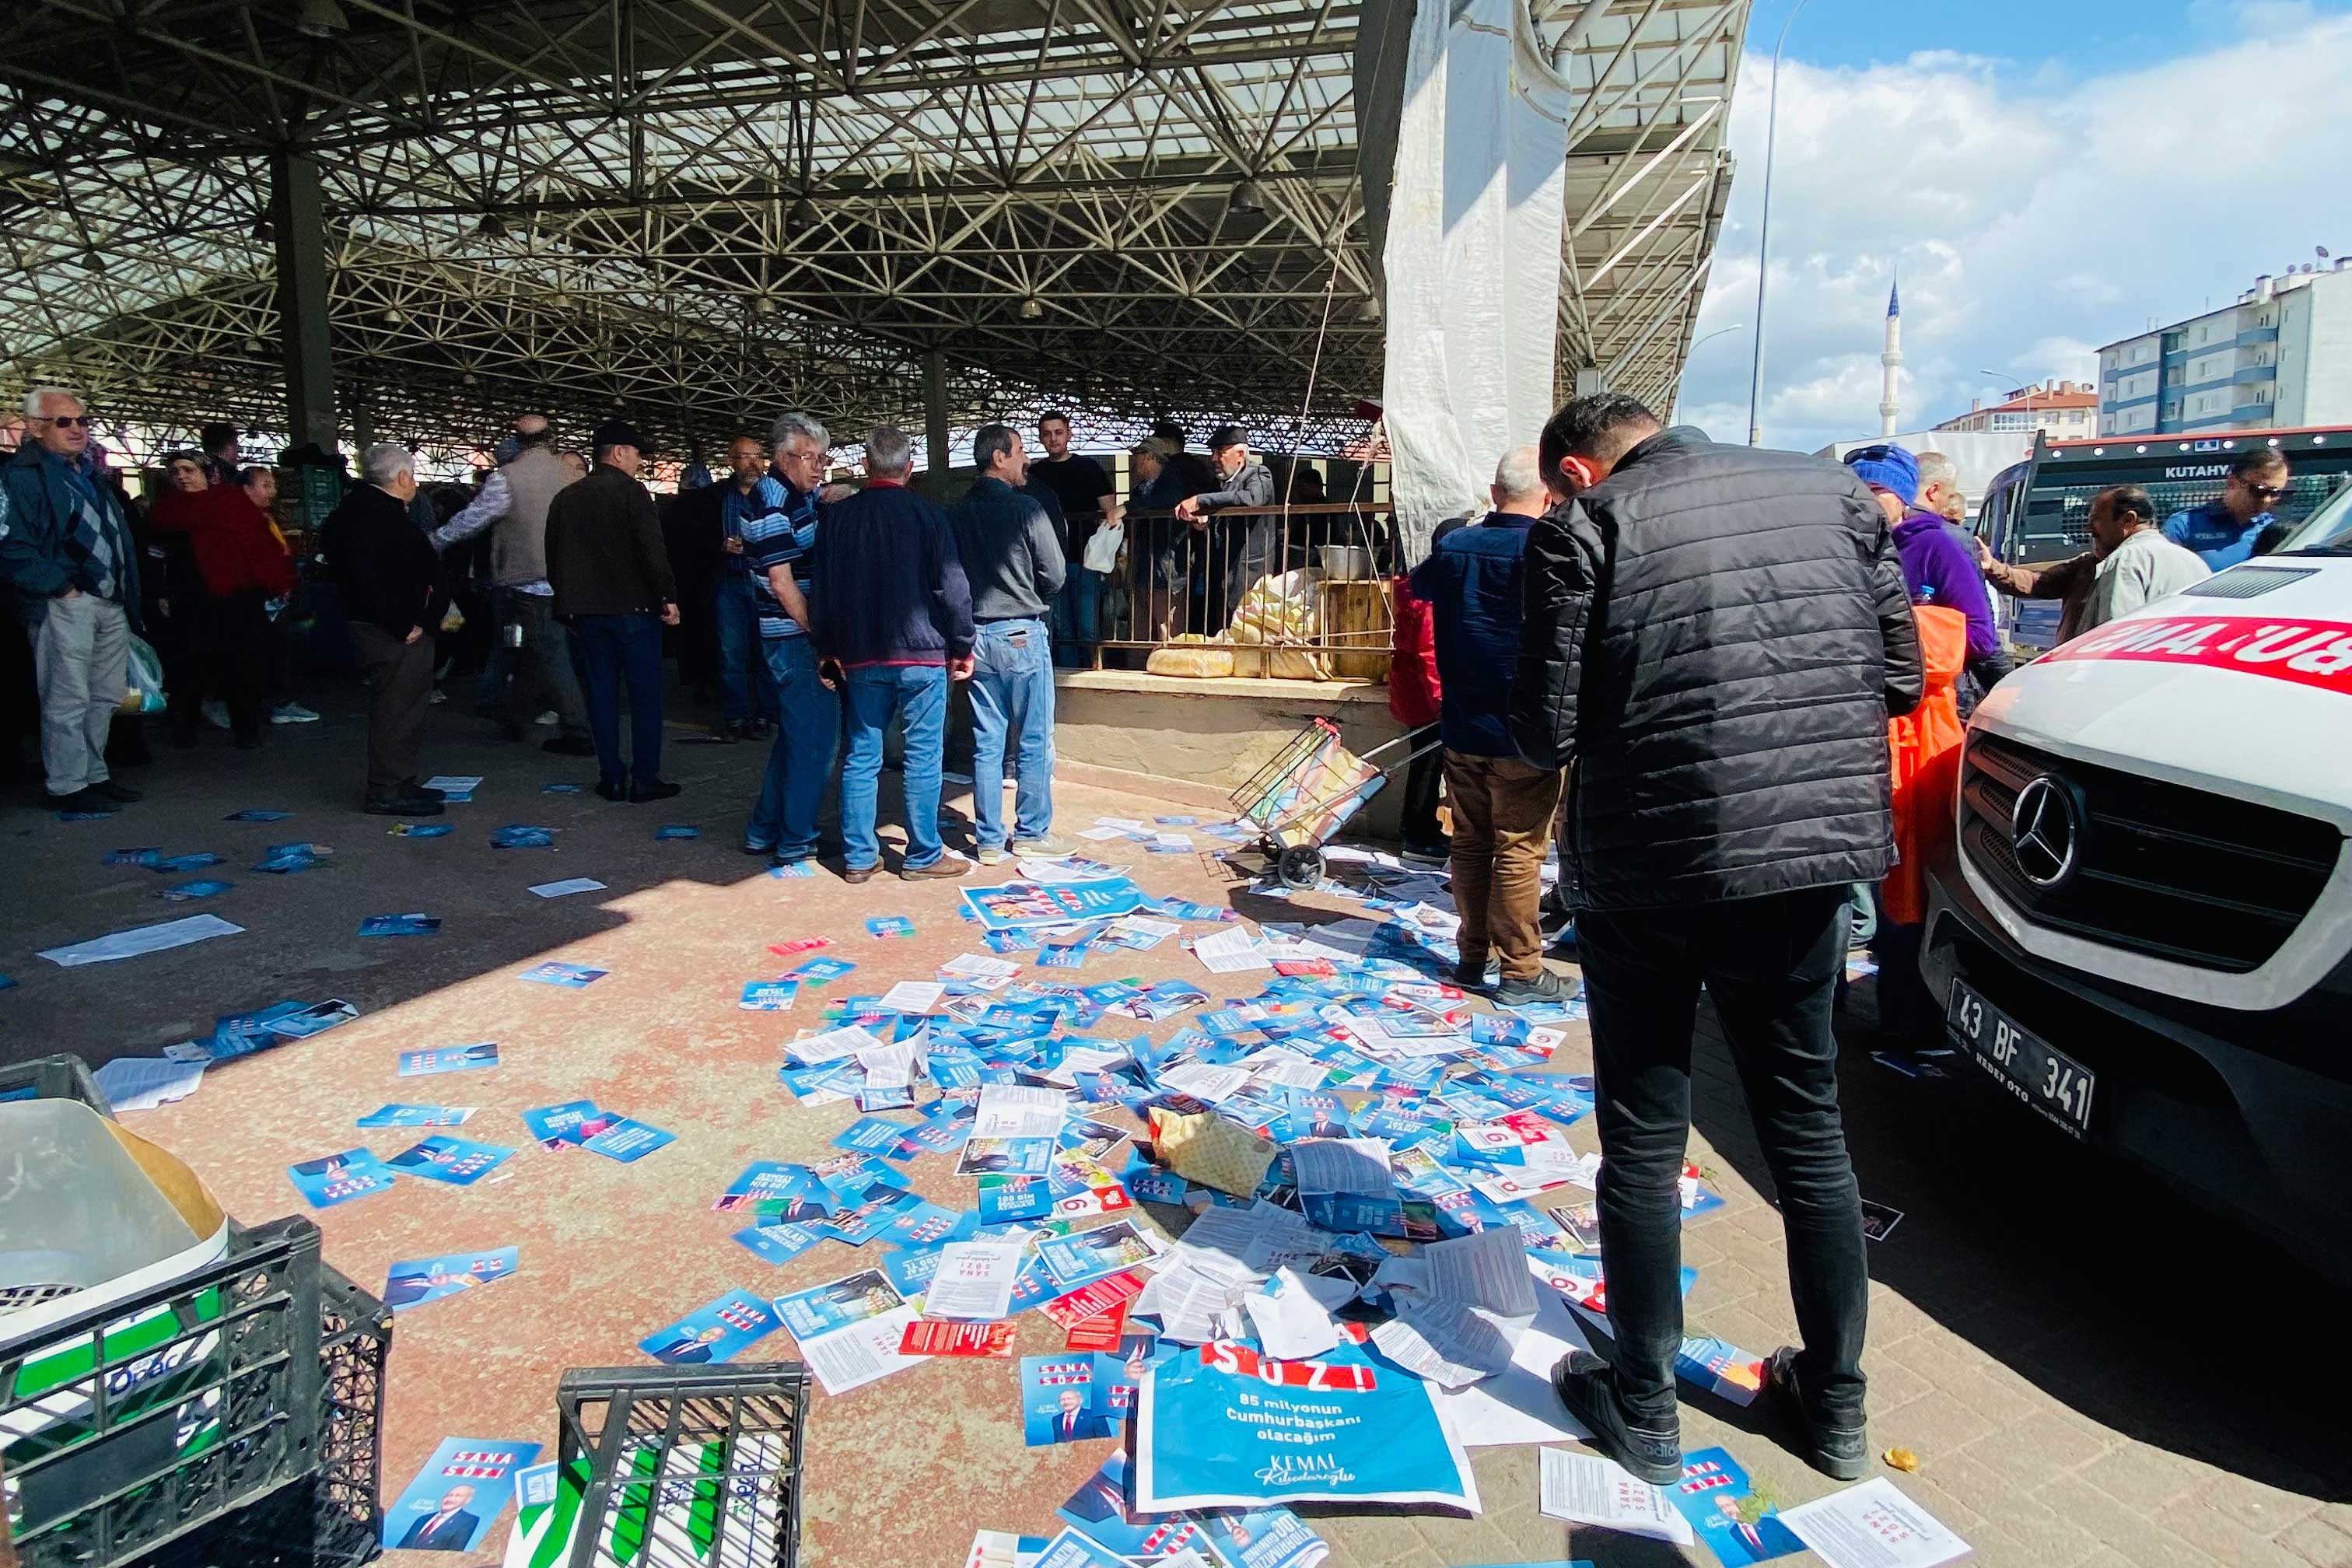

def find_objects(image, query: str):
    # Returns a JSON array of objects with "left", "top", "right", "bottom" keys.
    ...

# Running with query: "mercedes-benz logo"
[{"left": 2010, "top": 775, "right": 2080, "bottom": 891}]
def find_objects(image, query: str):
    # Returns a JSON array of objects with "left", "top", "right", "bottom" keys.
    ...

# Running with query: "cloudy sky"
[{"left": 1671, "top": 0, "right": 2352, "bottom": 453}]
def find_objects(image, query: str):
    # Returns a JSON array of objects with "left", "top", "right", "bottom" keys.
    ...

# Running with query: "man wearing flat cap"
[
  {"left": 545, "top": 417, "right": 682, "bottom": 802},
  {"left": 1174, "top": 424, "right": 1276, "bottom": 632}
]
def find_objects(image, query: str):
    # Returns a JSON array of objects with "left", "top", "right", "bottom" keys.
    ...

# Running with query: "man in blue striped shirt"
[{"left": 740, "top": 411, "right": 839, "bottom": 866}]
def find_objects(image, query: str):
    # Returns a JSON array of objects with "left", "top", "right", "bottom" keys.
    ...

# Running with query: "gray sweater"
[{"left": 949, "top": 475, "right": 1067, "bottom": 621}]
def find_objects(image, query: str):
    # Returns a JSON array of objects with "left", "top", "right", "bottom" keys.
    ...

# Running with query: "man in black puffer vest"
[{"left": 1511, "top": 393, "right": 1922, "bottom": 1489}]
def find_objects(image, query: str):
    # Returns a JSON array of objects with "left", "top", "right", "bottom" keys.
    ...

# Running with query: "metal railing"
[{"left": 1059, "top": 501, "right": 1402, "bottom": 681}]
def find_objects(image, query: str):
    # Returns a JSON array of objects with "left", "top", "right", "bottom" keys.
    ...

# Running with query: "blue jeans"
[
  {"left": 968, "top": 618, "right": 1055, "bottom": 849},
  {"left": 572, "top": 612, "right": 665, "bottom": 789},
  {"left": 1052, "top": 569, "right": 1102, "bottom": 667},
  {"left": 841, "top": 663, "right": 948, "bottom": 870},
  {"left": 712, "top": 571, "right": 774, "bottom": 724},
  {"left": 747, "top": 636, "right": 840, "bottom": 859}
]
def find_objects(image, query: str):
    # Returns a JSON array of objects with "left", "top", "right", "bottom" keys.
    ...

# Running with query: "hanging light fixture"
[
  {"left": 789, "top": 194, "right": 821, "bottom": 227},
  {"left": 477, "top": 212, "right": 509, "bottom": 240},
  {"left": 1227, "top": 178, "right": 1265, "bottom": 216},
  {"left": 250, "top": 215, "right": 275, "bottom": 243},
  {"left": 1019, "top": 297, "right": 1044, "bottom": 320}
]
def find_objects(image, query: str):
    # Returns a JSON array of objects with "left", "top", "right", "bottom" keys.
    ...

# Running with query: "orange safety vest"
[{"left": 1883, "top": 604, "right": 1969, "bottom": 926}]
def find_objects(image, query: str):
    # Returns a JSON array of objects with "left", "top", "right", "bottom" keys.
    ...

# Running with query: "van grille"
[{"left": 1959, "top": 733, "right": 2340, "bottom": 973}]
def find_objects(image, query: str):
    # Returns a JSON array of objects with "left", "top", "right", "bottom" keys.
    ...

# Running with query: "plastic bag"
[
  {"left": 121, "top": 633, "right": 168, "bottom": 716},
  {"left": 1083, "top": 521, "right": 1125, "bottom": 575}
]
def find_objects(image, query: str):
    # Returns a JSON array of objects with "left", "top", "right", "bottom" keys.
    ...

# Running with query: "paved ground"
[{"left": 3, "top": 683, "right": 2348, "bottom": 1568}]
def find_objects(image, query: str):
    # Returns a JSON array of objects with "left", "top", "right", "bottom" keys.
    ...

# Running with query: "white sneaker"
[
  {"left": 428, "top": 688, "right": 449, "bottom": 705},
  {"left": 269, "top": 702, "right": 320, "bottom": 724},
  {"left": 976, "top": 845, "right": 1009, "bottom": 865},
  {"left": 535, "top": 709, "right": 558, "bottom": 726},
  {"left": 201, "top": 699, "right": 230, "bottom": 730}
]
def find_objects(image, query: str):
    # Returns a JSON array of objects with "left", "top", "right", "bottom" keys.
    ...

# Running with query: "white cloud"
[{"left": 1672, "top": 10, "right": 2352, "bottom": 453}]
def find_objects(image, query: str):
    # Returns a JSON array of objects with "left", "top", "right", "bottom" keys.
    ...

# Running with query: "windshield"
[{"left": 2277, "top": 482, "right": 2352, "bottom": 555}]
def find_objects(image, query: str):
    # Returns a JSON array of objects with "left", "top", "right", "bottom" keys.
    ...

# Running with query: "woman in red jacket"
[
  {"left": 1388, "top": 569, "right": 1446, "bottom": 865},
  {"left": 147, "top": 452, "right": 295, "bottom": 747}
]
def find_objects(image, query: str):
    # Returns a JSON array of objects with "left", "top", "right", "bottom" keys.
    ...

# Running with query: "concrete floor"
[{"left": 3, "top": 681, "right": 2349, "bottom": 1568}]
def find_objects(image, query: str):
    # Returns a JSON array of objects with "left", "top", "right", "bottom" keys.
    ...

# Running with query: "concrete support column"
[
  {"left": 922, "top": 348, "right": 952, "bottom": 500},
  {"left": 268, "top": 150, "right": 338, "bottom": 457}
]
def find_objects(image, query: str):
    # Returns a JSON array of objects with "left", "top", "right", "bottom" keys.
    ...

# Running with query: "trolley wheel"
[{"left": 1276, "top": 845, "right": 1325, "bottom": 889}]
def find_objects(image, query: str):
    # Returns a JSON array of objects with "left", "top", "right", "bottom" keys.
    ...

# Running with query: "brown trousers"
[
  {"left": 1444, "top": 750, "right": 1567, "bottom": 981},
  {"left": 348, "top": 622, "right": 435, "bottom": 795}
]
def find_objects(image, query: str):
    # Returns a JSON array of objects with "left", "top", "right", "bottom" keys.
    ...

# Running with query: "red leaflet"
[
  {"left": 768, "top": 936, "right": 835, "bottom": 956},
  {"left": 1063, "top": 1302, "right": 1130, "bottom": 1351},
  {"left": 898, "top": 1318, "right": 1017, "bottom": 1357},
  {"left": 1039, "top": 1269, "right": 1147, "bottom": 1328}
]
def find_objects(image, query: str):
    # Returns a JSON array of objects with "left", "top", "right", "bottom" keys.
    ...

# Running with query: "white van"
[{"left": 1920, "top": 497, "right": 2352, "bottom": 1284}]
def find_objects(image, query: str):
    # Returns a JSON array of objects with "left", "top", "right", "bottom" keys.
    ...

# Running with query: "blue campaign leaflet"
[
  {"left": 1036, "top": 940, "right": 1090, "bottom": 970},
  {"left": 358, "top": 912, "right": 441, "bottom": 937},
  {"left": 400, "top": 1042, "right": 499, "bottom": 1076},
  {"left": 639, "top": 1290, "right": 782, "bottom": 1366},
  {"left": 712, "top": 1160, "right": 821, "bottom": 1213},
  {"left": 1033, "top": 1529, "right": 1130, "bottom": 1568},
  {"left": 583, "top": 1117, "right": 674, "bottom": 1162},
  {"left": 1123, "top": 1164, "right": 1190, "bottom": 1207},
  {"left": 881, "top": 1244, "right": 945, "bottom": 1300},
  {"left": 388, "top": 821, "right": 454, "bottom": 838},
  {"left": 250, "top": 847, "right": 319, "bottom": 873},
  {"left": 978, "top": 1174, "right": 1055, "bottom": 1223},
  {"left": 882, "top": 1202, "right": 967, "bottom": 1251},
  {"left": 788, "top": 957, "right": 858, "bottom": 984},
  {"left": 654, "top": 824, "right": 700, "bottom": 840},
  {"left": 1052, "top": 1456, "right": 1223, "bottom": 1563},
  {"left": 490, "top": 824, "right": 557, "bottom": 849},
  {"left": 866, "top": 914, "right": 917, "bottom": 939},
  {"left": 386, "top": 1135, "right": 516, "bottom": 1185},
  {"left": 359, "top": 1104, "right": 474, "bottom": 1129},
  {"left": 768, "top": 859, "right": 817, "bottom": 879},
  {"left": 522, "top": 1100, "right": 617, "bottom": 1149},
  {"left": 963, "top": 878, "right": 1149, "bottom": 933},
  {"left": 380, "top": 1437, "right": 541, "bottom": 1553},
  {"left": 1667, "top": 1447, "right": 1804, "bottom": 1565},
  {"left": 1022, "top": 1354, "right": 1119, "bottom": 1445},
  {"left": 740, "top": 979, "right": 800, "bottom": 1011},
  {"left": 1282, "top": 1089, "right": 1353, "bottom": 1142},
  {"left": 106, "top": 846, "right": 163, "bottom": 865},
  {"left": 1136, "top": 1336, "right": 1479, "bottom": 1511},
  {"left": 518, "top": 961, "right": 607, "bottom": 988},
  {"left": 832, "top": 1115, "right": 912, "bottom": 1155},
  {"left": 226, "top": 809, "right": 292, "bottom": 821},
  {"left": 151, "top": 852, "right": 224, "bottom": 873},
  {"left": 956, "top": 1136, "right": 1056, "bottom": 1178},
  {"left": 384, "top": 1247, "right": 518, "bottom": 1313},
  {"left": 160, "top": 879, "right": 233, "bottom": 901},
  {"left": 984, "top": 927, "right": 1040, "bottom": 954},
  {"left": 288, "top": 1149, "right": 397, "bottom": 1209},
  {"left": 773, "top": 1269, "right": 905, "bottom": 1340},
  {"left": 1036, "top": 1222, "right": 1160, "bottom": 1292},
  {"left": 1676, "top": 1337, "right": 1766, "bottom": 1405},
  {"left": 732, "top": 1221, "right": 828, "bottom": 1267}
]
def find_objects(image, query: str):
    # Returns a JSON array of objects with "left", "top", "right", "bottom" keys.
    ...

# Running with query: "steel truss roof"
[{"left": 1, "top": 0, "right": 1745, "bottom": 464}]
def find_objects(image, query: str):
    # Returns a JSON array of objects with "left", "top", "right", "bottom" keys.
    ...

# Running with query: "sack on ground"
[{"left": 1146, "top": 635, "right": 1235, "bottom": 679}]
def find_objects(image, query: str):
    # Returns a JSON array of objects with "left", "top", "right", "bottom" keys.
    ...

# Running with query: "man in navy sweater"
[{"left": 807, "top": 425, "right": 975, "bottom": 882}]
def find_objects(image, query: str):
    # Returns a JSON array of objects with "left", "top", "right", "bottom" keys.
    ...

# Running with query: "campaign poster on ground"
[
  {"left": 1135, "top": 1336, "right": 1479, "bottom": 1512},
  {"left": 638, "top": 1290, "right": 782, "bottom": 1366},
  {"left": 384, "top": 1247, "right": 518, "bottom": 1313},
  {"left": 961, "top": 878, "right": 1149, "bottom": 933},
  {"left": 1666, "top": 1447, "right": 1804, "bottom": 1566},
  {"left": 1021, "top": 1354, "right": 1119, "bottom": 1446},
  {"left": 380, "top": 1437, "right": 541, "bottom": 1552}
]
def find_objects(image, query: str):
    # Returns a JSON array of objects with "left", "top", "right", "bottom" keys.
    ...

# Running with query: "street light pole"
[
  {"left": 1979, "top": 369, "right": 2035, "bottom": 436},
  {"left": 1746, "top": 0, "right": 1811, "bottom": 448}
]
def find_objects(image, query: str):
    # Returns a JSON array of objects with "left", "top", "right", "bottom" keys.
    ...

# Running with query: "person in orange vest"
[{"left": 1872, "top": 602, "right": 1969, "bottom": 1037}]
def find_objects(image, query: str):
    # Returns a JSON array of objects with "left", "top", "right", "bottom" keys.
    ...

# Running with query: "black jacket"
[
  {"left": 808, "top": 481, "right": 974, "bottom": 667},
  {"left": 321, "top": 482, "right": 441, "bottom": 637},
  {"left": 1511, "top": 427, "right": 1923, "bottom": 911},
  {"left": 545, "top": 463, "right": 677, "bottom": 618},
  {"left": 950, "top": 476, "right": 1066, "bottom": 621}
]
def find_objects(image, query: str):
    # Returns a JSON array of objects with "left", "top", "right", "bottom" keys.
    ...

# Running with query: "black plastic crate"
[
  {"left": 542, "top": 1364, "right": 809, "bottom": 1568},
  {"left": 0, "top": 1055, "right": 110, "bottom": 1115},
  {"left": 0, "top": 1216, "right": 376, "bottom": 1568}
]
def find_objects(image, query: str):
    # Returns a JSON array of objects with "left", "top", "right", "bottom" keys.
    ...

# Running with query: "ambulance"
[{"left": 1921, "top": 486, "right": 2352, "bottom": 1284}]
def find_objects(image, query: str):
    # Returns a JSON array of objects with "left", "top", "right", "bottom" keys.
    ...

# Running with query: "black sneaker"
[
  {"left": 1494, "top": 967, "right": 1575, "bottom": 1009},
  {"left": 363, "top": 789, "right": 445, "bottom": 817},
  {"left": 49, "top": 787, "right": 112, "bottom": 813},
  {"left": 1763, "top": 1346, "right": 1868, "bottom": 1480},
  {"left": 595, "top": 779, "right": 628, "bottom": 802},
  {"left": 628, "top": 779, "right": 683, "bottom": 803},
  {"left": 90, "top": 777, "right": 142, "bottom": 803},
  {"left": 401, "top": 777, "right": 447, "bottom": 802},
  {"left": 1549, "top": 1350, "right": 1683, "bottom": 1486}
]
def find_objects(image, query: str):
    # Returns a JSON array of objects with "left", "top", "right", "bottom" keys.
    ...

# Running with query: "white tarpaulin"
[{"left": 1377, "top": 0, "right": 1574, "bottom": 554}]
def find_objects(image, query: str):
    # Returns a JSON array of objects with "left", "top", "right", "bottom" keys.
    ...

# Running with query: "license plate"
[{"left": 1945, "top": 978, "right": 2095, "bottom": 1139}]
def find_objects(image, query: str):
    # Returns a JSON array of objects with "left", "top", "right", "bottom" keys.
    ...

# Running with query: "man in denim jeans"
[
  {"left": 738, "top": 412, "right": 838, "bottom": 867},
  {"left": 949, "top": 424, "right": 1068, "bottom": 863},
  {"left": 807, "top": 425, "right": 975, "bottom": 883}
]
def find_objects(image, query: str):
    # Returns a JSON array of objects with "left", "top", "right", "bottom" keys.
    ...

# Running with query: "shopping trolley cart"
[{"left": 1229, "top": 717, "right": 1441, "bottom": 889}]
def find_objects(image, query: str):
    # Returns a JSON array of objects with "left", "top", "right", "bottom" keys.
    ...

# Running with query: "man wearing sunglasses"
[
  {"left": 2162, "top": 447, "right": 2288, "bottom": 571},
  {"left": 2, "top": 387, "right": 142, "bottom": 810}
]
